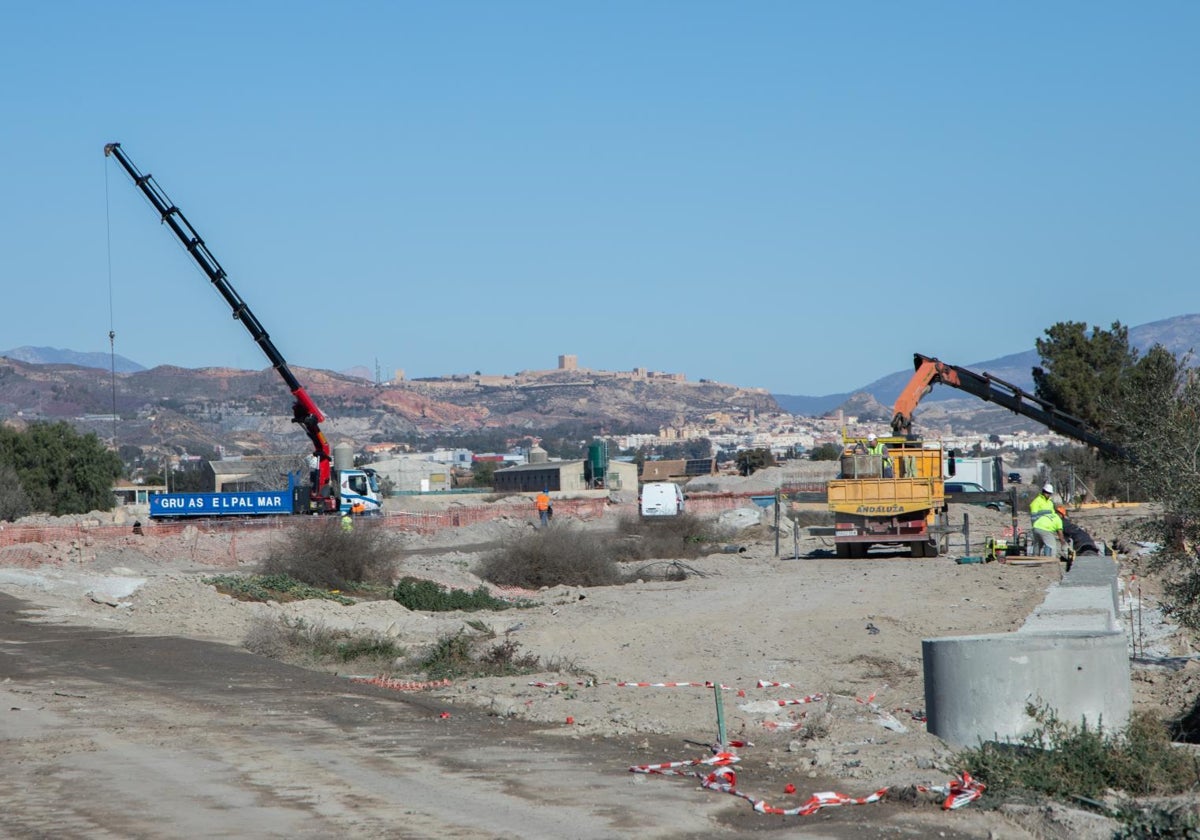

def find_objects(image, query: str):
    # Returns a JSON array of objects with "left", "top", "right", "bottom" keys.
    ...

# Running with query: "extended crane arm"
[
  {"left": 891, "top": 353, "right": 1125, "bottom": 458},
  {"left": 104, "top": 143, "right": 333, "bottom": 487}
]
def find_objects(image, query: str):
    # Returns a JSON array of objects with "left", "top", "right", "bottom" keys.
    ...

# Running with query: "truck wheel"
[
  {"left": 836, "top": 543, "right": 850, "bottom": 559},
  {"left": 849, "top": 542, "right": 867, "bottom": 559},
  {"left": 910, "top": 541, "right": 927, "bottom": 558}
]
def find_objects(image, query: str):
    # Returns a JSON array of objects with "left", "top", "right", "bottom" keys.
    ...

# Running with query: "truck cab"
[{"left": 337, "top": 468, "right": 382, "bottom": 515}]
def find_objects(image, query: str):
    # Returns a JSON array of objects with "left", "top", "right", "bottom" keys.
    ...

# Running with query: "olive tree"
[
  {"left": 0, "top": 463, "right": 31, "bottom": 522},
  {"left": 1109, "top": 345, "right": 1200, "bottom": 629},
  {"left": 0, "top": 422, "right": 123, "bottom": 515}
]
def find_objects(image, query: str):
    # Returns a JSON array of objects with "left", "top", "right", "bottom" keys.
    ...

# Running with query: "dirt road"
[
  {"left": 2, "top": 590, "right": 1015, "bottom": 839},
  {"left": 4, "top": 499, "right": 1174, "bottom": 838}
]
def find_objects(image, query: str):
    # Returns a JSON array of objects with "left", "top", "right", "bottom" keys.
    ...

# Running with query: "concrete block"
[
  {"left": 922, "top": 555, "right": 1130, "bottom": 747},
  {"left": 923, "top": 630, "right": 1130, "bottom": 746}
]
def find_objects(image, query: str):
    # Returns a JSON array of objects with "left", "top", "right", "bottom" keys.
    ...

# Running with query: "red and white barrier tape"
[
  {"left": 776, "top": 693, "right": 825, "bottom": 706},
  {"left": 918, "top": 771, "right": 986, "bottom": 809},
  {"left": 349, "top": 676, "right": 451, "bottom": 692},
  {"left": 629, "top": 751, "right": 741, "bottom": 775},
  {"left": 615, "top": 680, "right": 733, "bottom": 689},
  {"left": 631, "top": 745, "right": 888, "bottom": 817},
  {"left": 755, "top": 787, "right": 889, "bottom": 816}
]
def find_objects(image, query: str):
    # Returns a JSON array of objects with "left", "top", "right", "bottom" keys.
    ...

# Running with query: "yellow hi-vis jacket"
[
  {"left": 1030, "top": 493, "right": 1057, "bottom": 533},
  {"left": 867, "top": 442, "right": 891, "bottom": 469}
]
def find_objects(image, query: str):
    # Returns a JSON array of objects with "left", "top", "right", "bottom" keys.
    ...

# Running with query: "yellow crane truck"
[
  {"left": 827, "top": 352, "right": 1124, "bottom": 559},
  {"left": 827, "top": 437, "right": 945, "bottom": 558}
]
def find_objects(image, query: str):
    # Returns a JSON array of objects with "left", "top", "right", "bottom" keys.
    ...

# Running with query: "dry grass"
[{"left": 242, "top": 615, "right": 404, "bottom": 670}]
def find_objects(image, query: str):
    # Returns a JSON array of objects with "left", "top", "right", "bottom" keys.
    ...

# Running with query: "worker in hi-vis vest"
[
  {"left": 1029, "top": 483, "right": 1062, "bottom": 556},
  {"left": 866, "top": 433, "right": 893, "bottom": 478},
  {"left": 534, "top": 489, "right": 551, "bottom": 528}
]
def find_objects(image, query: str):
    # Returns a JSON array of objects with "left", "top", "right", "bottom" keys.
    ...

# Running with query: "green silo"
[{"left": 587, "top": 440, "right": 608, "bottom": 487}]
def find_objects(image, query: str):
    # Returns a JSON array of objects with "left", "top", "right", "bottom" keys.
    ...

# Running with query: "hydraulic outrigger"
[{"left": 104, "top": 142, "right": 340, "bottom": 510}]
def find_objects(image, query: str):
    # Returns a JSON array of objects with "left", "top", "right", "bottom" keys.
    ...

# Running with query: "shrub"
[
  {"left": 259, "top": 517, "right": 397, "bottom": 590},
  {"left": 417, "top": 628, "right": 541, "bottom": 680},
  {"left": 478, "top": 523, "right": 623, "bottom": 588},
  {"left": 958, "top": 705, "right": 1200, "bottom": 800},
  {"left": 242, "top": 615, "right": 404, "bottom": 668},
  {"left": 613, "top": 512, "right": 730, "bottom": 561},
  {"left": 1114, "top": 804, "right": 1200, "bottom": 839},
  {"left": 418, "top": 631, "right": 475, "bottom": 679},
  {"left": 392, "top": 577, "right": 519, "bottom": 612}
]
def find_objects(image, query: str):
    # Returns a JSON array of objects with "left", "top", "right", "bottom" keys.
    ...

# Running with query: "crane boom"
[
  {"left": 891, "top": 353, "right": 1124, "bottom": 458},
  {"left": 104, "top": 142, "right": 333, "bottom": 493}
]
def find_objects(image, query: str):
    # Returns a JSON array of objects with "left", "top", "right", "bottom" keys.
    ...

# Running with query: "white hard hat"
[
  {"left": 1042, "top": 483, "right": 1054, "bottom": 494},
  {"left": 867, "top": 433, "right": 877, "bottom": 441}
]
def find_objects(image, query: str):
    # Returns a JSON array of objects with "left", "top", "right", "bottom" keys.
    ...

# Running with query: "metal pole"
[
  {"left": 714, "top": 682, "right": 727, "bottom": 747},
  {"left": 774, "top": 491, "right": 781, "bottom": 557},
  {"left": 1010, "top": 487, "right": 1019, "bottom": 551}
]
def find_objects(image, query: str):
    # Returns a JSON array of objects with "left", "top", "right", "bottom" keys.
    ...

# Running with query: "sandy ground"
[{"left": 2, "top": 497, "right": 1198, "bottom": 838}]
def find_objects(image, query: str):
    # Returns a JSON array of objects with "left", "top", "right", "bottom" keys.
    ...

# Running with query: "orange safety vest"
[{"left": 535, "top": 493, "right": 550, "bottom": 511}]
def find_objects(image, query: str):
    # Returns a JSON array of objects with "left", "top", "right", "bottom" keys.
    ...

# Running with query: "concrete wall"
[
  {"left": 922, "top": 555, "right": 1130, "bottom": 747},
  {"left": 366, "top": 458, "right": 452, "bottom": 493},
  {"left": 606, "top": 460, "right": 637, "bottom": 492}
]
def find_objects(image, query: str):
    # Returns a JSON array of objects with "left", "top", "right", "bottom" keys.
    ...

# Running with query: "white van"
[{"left": 640, "top": 482, "right": 685, "bottom": 517}]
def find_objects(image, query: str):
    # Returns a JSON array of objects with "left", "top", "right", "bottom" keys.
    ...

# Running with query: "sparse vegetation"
[
  {"left": 957, "top": 705, "right": 1200, "bottom": 800},
  {"left": 392, "top": 576, "right": 522, "bottom": 612},
  {"left": 476, "top": 514, "right": 735, "bottom": 588},
  {"left": 613, "top": 512, "right": 730, "bottom": 561},
  {"left": 258, "top": 518, "right": 397, "bottom": 590},
  {"left": 1113, "top": 803, "right": 1200, "bottom": 839},
  {"left": 477, "top": 523, "right": 624, "bottom": 588},
  {"left": 205, "top": 573, "right": 354, "bottom": 604},
  {"left": 416, "top": 627, "right": 541, "bottom": 680},
  {"left": 242, "top": 615, "right": 404, "bottom": 668}
]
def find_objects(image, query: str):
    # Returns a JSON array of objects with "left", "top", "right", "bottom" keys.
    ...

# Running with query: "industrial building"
[
  {"left": 493, "top": 442, "right": 636, "bottom": 493},
  {"left": 363, "top": 457, "right": 453, "bottom": 493}
]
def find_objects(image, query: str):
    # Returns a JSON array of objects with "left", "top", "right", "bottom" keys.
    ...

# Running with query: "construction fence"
[{"left": 0, "top": 489, "right": 819, "bottom": 550}]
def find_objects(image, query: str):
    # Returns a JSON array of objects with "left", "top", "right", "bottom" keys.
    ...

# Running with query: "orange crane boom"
[{"left": 891, "top": 354, "right": 1124, "bottom": 458}]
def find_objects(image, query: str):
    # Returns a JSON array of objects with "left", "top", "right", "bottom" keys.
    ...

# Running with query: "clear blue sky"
[{"left": 2, "top": 1, "right": 1197, "bottom": 396}]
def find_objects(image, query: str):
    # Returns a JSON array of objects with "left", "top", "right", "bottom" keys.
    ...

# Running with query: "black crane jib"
[{"left": 103, "top": 143, "right": 332, "bottom": 480}]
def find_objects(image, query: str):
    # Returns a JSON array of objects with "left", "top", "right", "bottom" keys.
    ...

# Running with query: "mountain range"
[
  {"left": 772, "top": 314, "right": 1200, "bottom": 415},
  {"left": 4, "top": 314, "right": 1198, "bottom": 457},
  {"left": 3, "top": 346, "right": 146, "bottom": 374}
]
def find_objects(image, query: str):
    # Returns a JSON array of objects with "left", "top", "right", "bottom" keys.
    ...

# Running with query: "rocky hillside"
[{"left": 0, "top": 357, "right": 778, "bottom": 458}]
